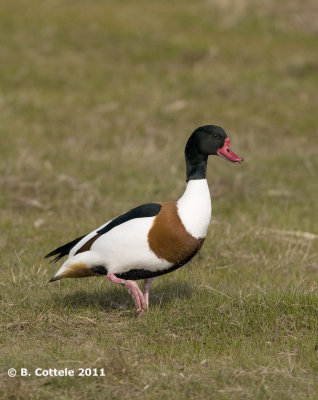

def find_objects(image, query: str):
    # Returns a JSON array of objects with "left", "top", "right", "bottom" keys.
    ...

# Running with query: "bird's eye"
[{"left": 214, "top": 134, "right": 218, "bottom": 138}]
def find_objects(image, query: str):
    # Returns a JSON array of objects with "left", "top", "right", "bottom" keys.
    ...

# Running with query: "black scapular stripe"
[
  {"left": 96, "top": 203, "right": 161, "bottom": 235},
  {"left": 45, "top": 203, "right": 161, "bottom": 263}
]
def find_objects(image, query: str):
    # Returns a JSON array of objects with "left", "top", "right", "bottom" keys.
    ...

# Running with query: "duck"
[{"left": 46, "top": 125, "right": 243, "bottom": 315}]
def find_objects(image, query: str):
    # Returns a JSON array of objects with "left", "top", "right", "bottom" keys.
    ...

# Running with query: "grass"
[{"left": 1, "top": 0, "right": 318, "bottom": 398}]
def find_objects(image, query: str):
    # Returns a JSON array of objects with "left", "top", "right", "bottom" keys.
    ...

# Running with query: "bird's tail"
[{"left": 49, "top": 252, "right": 107, "bottom": 282}]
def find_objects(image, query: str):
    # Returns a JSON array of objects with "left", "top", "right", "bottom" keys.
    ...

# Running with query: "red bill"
[{"left": 217, "top": 138, "right": 243, "bottom": 164}]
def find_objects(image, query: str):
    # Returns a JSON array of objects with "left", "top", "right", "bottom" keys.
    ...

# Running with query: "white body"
[{"left": 53, "top": 179, "right": 212, "bottom": 279}]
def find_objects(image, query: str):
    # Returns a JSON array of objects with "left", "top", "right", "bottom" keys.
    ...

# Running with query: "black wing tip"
[
  {"left": 44, "top": 246, "right": 66, "bottom": 259},
  {"left": 44, "top": 250, "right": 58, "bottom": 259},
  {"left": 44, "top": 251, "right": 65, "bottom": 263},
  {"left": 44, "top": 233, "right": 88, "bottom": 262},
  {"left": 51, "top": 256, "right": 63, "bottom": 263}
]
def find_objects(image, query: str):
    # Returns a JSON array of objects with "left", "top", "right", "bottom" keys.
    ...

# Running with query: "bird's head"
[{"left": 186, "top": 125, "right": 243, "bottom": 164}]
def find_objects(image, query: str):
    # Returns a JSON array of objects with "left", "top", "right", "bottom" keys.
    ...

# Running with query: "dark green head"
[{"left": 185, "top": 125, "right": 243, "bottom": 181}]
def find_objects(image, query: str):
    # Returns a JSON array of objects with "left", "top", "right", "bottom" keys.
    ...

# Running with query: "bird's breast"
[
  {"left": 176, "top": 179, "right": 211, "bottom": 239},
  {"left": 148, "top": 201, "right": 205, "bottom": 265}
]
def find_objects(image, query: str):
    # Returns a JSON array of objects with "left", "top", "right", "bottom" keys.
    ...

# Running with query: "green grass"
[{"left": 1, "top": 0, "right": 318, "bottom": 398}]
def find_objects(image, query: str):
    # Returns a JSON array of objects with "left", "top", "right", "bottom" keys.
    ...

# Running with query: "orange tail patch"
[{"left": 51, "top": 262, "right": 95, "bottom": 281}]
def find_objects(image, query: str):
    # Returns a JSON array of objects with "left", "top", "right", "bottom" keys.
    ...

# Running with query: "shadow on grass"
[{"left": 53, "top": 280, "right": 193, "bottom": 312}]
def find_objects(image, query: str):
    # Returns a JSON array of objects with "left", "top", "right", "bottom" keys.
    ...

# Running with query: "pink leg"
[
  {"left": 143, "top": 278, "right": 154, "bottom": 310},
  {"left": 107, "top": 274, "right": 146, "bottom": 315}
]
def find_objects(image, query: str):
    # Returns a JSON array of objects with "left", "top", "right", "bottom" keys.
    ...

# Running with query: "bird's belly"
[{"left": 115, "top": 237, "right": 204, "bottom": 280}]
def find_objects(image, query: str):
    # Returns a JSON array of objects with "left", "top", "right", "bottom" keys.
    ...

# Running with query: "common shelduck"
[{"left": 46, "top": 125, "right": 243, "bottom": 314}]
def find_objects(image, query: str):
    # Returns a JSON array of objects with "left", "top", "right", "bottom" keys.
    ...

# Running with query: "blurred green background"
[{"left": 0, "top": 1, "right": 317, "bottom": 399}]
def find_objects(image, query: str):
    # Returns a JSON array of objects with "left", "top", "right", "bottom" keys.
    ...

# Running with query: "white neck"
[{"left": 177, "top": 179, "right": 212, "bottom": 239}]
